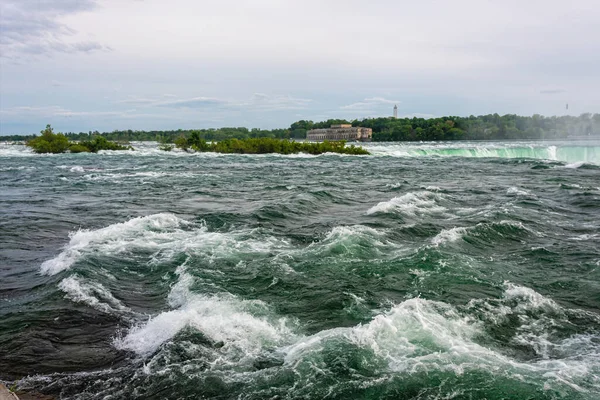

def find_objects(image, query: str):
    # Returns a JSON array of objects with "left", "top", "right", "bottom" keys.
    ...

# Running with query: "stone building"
[{"left": 306, "top": 124, "right": 373, "bottom": 142}]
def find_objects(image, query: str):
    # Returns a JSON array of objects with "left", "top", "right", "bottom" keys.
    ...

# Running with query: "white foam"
[
  {"left": 564, "top": 161, "right": 586, "bottom": 169},
  {"left": 432, "top": 227, "right": 467, "bottom": 246},
  {"left": 385, "top": 182, "right": 403, "bottom": 189},
  {"left": 114, "top": 258, "right": 296, "bottom": 359},
  {"left": 284, "top": 153, "right": 318, "bottom": 158},
  {"left": 507, "top": 186, "right": 530, "bottom": 197},
  {"left": 299, "top": 225, "right": 400, "bottom": 260},
  {"left": 40, "top": 213, "right": 186, "bottom": 275},
  {"left": 496, "top": 220, "right": 539, "bottom": 237},
  {"left": 58, "top": 275, "right": 130, "bottom": 314},
  {"left": 502, "top": 282, "right": 562, "bottom": 314},
  {"left": 167, "top": 265, "right": 195, "bottom": 309},
  {"left": 115, "top": 292, "right": 296, "bottom": 359},
  {"left": 571, "top": 234, "right": 598, "bottom": 241},
  {"left": 106, "top": 276, "right": 600, "bottom": 393},
  {"left": 284, "top": 297, "right": 489, "bottom": 372},
  {"left": 0, "top": 165, "right": 36, "bottom": 171},
  {"left": 319, "top": 225, "right": 384, "bottom": 246},
  {"left": 547, "top": 145, "right": 558, "bottom": 160},
  {"left": 284, "top": 286, "right": 600, "bottom": 391},
  {"left": 81, "top": 171, "right": 172, "bottom": 182},
  {"left": 0, "top": 144, "right": 35, "bottom": 157},
  {"left": 366, "top": 191, "right": 446, "bottom": 216},
  {"left": 40, "top": 213, "right": 289, "bottom": 276},
  {"left": 70, "top": 166, "right": 85, "bottom": 173}
]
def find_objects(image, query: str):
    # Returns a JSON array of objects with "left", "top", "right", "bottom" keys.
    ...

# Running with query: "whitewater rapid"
[
  {"left": 2, "top": 140, "right": 600, "bottom": 164},
  {"left": 33, "top": 211, "right": 600, "bottom": 396},
  {"left": 3, "top": 138, "right": 600, "bottom": 399}
]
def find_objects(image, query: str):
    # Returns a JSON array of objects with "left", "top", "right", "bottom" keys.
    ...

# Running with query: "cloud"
[
  {"left": 116, "top": 96, "right": 173, "bottom": 106},
  {"left": 340, "top": 97, "right": 400, "bottom": 111},
  {"left": 0, "top": 105, "right": 130, "bottom": 119},
  {"left": 540, "top": 89, "right": 567, "bottom": 95},
  {"left": 242, "top": 93, "right": 311, "bottom": 111},
  {"left": 116, "top": 93, "right": 311, "bottom": 111},
  {"left": 0, "top": 0, "right": 110, "bottom": 59},
  {"left": 3, "top": 0, "right": 600, "bottom": 133},
  {"left": 1, "top": 92, "right": 313, "bottom": 132},
  {"left": 157, "top": 97, "right": 229, "bottom": 109}
]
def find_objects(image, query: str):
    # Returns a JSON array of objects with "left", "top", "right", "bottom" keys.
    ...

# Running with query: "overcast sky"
[{"left": 1, "top": 0, "right": 599, "bottom": 134}]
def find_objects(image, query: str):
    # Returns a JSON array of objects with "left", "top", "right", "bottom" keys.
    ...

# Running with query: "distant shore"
[{"left": 1, "top": 114, "right": 598, "bottom": 144}]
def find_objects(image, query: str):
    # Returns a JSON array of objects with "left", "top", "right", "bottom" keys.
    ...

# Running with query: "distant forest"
[{"left": 2, "top": 113, "right": 599, "bottom": 143}]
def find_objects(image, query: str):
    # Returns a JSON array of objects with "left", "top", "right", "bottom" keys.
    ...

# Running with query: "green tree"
[{"left": 27, "top": 124, "right": 70, "bottom": 153}]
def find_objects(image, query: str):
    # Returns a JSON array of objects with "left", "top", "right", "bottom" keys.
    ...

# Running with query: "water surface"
[{"left": 1, "top": 140, "right": 599, "bottom": 399}]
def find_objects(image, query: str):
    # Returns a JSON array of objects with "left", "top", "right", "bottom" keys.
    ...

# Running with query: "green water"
[{"left": 1, "top": 141, "right": 599, "bottom": 399}]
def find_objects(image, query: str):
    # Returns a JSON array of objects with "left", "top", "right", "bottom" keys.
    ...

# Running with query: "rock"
[{"left": 0, "top": 383, "right": 19, "bottom": 400}]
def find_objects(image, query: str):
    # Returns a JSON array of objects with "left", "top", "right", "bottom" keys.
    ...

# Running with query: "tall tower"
[{"left": 393, "top": 105, "right": 398, "bottom": 119}]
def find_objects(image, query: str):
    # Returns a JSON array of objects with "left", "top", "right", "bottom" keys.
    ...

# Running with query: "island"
[{"left": 173, "top": 134, "right": 370, "bottom": 155}]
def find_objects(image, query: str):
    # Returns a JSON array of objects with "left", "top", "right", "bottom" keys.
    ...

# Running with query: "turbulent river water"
[{"left": 1, "top": 140, "right": 600, "bottom": 399}]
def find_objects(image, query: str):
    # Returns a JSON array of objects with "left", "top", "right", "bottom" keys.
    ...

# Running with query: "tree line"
[
  {"left": 293, "top": 113, "right": 600, "bottom": 141},
  {"left": 2, "top": 113, "right": 598, "bottom": 143}
]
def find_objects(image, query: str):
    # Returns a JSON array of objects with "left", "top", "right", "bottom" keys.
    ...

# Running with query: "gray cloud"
[
  {"left": 242, "top": 93, "right": 312, "bottom": 111},
  {"left": 540, "top": 89, "right": 567, "bottom": 95},
  {"left": 115, "top": 96, "right": 159, "bottom": 105},
  {"left": 0, "top": 0, "right": 109, "bottom": 59},
  {"left": 0, "top": 105, "right": 128, "bottom": 118},
  {"left": 341, "top": 97, "right": 400, "bottom": 111},
  {"left": 117, "top": 93, "right": 311, "bottom": 111},
  {"left": 157, "top": 97, "right": 230, "bottom": 109},
  {"left": 0, "top": 105, "right": 182, "bottom": 125},
  {"left": 2, "top": 0, "right": 600, "bottom": 134}
]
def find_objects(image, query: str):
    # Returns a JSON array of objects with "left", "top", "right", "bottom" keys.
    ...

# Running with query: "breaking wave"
[
  {"left": 114, "top": 292, "right": 296, "bottom": 360},
  {"left": 111, "top": 281, "right": 600, "bottom": 397},
  {"left": 39, "top": 213, "right": 289, "bottom": 276},
  {"left": 431, "top": 227, "right": 468, "bottom": 246},
  {"left": 367, "top": 191, "right": 446, "bottom": 216},
  {"left": 282, "top": 283, "right": 600, "bottom": 395},
  {"left": 58, "top": 275, "right": 131, "bottom": 315},
  {"left": 430, "top": 220, "right": 533, "bottom": 247},
  {"left": 302, "top": 225, "right": 395, "bottom": 259}
]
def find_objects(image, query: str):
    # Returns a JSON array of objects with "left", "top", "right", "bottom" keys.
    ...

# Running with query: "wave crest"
[
  {"left": 40, "top": 213, "right": 289, "bottom": 276},
  {"left": 367, "top": 191, "right": 446, "bottom": 216},
  {"left": 40, "top": 213, "right": 187, "bottom": 275},
  {"left": 59, "top": 275, "right": 131, "bottom": 314}
]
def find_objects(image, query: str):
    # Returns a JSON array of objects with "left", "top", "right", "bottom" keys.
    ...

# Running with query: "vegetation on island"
[
  {"left": 26, "top": 125, "right": 132, "bottom": 153},
  {"left": 3, "top": 113, "right": 598, "bottom": 145},
  {"left": 175, "top": 134, "right": 369, "bottom": 155}
]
